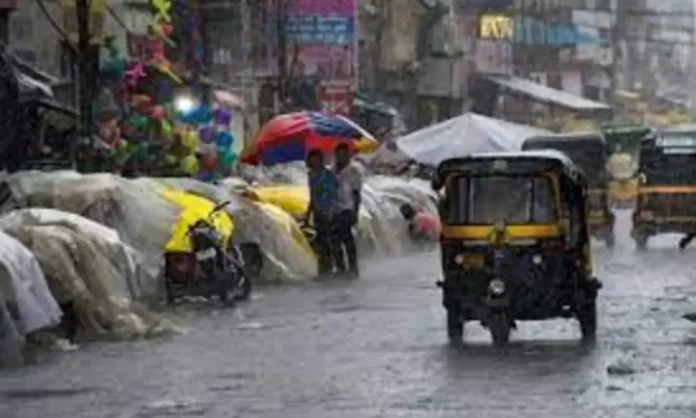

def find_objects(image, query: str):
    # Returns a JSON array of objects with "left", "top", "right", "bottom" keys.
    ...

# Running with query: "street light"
[{"left": 174, "top": 94, "right": 198, "bottom": 115}]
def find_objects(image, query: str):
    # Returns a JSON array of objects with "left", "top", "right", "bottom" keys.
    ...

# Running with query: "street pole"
[
  {"left": 75, "top": 0, "right": 92, "bottom": 169},
  {"left": 276, "top": 0, "right": 287, "bottom": 112}
]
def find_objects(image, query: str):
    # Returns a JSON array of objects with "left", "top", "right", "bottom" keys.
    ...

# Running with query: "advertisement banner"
[
  {"left": 473, "top": 39, "right": 513, "bottom": 75},
  {"left": 285, "top": 0, "right": 358, "bottom": 115}
]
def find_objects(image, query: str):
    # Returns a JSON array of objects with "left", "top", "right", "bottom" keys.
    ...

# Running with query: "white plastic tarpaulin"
[
  {"left": 387, "top": 112, "right": 550, "bottom": 167},
  {"left": 0, "top": 230, "right": 62, "bottom": 367}
]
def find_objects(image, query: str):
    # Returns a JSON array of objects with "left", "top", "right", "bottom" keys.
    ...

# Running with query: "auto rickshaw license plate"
[
  {"left": 196, "top": 248, "right": 216, "bottom": 261},
  {"left": 461, "top": 254, "right": 485, "bottom": 269}
]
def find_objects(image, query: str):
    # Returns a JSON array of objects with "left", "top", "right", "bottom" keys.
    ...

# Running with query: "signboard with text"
[{"left": 286, "top": 0, "right": 357, "bottom": 115}]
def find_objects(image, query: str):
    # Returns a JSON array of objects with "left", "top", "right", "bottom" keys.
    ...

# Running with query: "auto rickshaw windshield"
[{"left": 446, "top": 175, "right": 557, "bottom": 224}]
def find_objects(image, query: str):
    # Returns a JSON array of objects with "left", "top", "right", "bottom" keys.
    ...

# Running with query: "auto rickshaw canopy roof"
[{"left": 433, "top": 150, "right": 587, "bottom": 190}]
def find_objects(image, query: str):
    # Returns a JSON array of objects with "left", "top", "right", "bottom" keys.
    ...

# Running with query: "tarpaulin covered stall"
[
  {"left": 0, "top": 209, "right": 177, "bottom": 340},
  {"left": 371, "top": 112, "right": 550, "bottom": 167},
  {"left": 1, "top": 171, "right": 181, "bottom": 281}
]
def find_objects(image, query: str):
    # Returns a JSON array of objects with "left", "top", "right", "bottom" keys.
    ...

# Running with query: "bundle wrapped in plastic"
[
  {"left": 366, "top": 175, "right": 438, "bottom": 215},
  {"left": 2, "top": 171, "right": 181, "bottom": 277},
  {"left": 145, "top": 178, "right": 318, "bottom": 282},
  {"left": 0, "top": 209, "right": 178, "bottom": 340},
  {"left": 0, "top": 230, "right": 62, "bottom": 367},
  {"left": 238, "top": 162, "right": 308, "bottom": 185}
]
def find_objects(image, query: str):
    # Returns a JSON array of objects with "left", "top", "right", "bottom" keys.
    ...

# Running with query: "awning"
[{"left": 487, "top": 75, "right": 611, "bottom": 112}]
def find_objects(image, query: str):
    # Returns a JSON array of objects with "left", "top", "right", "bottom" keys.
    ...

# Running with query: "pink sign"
[{"left": 286, "top": 0, "right": 355, "bottom": 15}]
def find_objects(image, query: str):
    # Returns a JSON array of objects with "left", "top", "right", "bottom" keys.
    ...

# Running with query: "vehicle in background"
[
  {"left": 632, "top": 127, "right": 696, "bottom": 250},
  {"left": 522, "top": 133, "right": 615, "bottom": 247},
  {"left": 601, "top": 123, "right": 654, "bottom": 208}
]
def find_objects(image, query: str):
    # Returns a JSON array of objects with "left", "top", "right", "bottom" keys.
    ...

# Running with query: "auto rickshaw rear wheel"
[
  {"left": 446, "top": 308, "right": 463, "bottom": 341},
  {"left": 577, "top": 300, "right": 597, "bottom": 341},
  {"left": 487, "top": 311, "right": 511, "bottom": 346},
  {"left": 604, "top": 231, "right": 616, "bottom": 249},
  {"left": 634, "top": 234, "right": 648, "bottom": 250}
]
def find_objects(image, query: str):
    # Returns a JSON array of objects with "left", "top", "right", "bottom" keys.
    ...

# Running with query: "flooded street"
[{"left": 1, "top": 210, "right": 695, "bottom": 418}]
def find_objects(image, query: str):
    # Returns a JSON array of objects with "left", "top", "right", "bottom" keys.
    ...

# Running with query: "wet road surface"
[{"left": 1, "top": 210, "right": 695, "bottom": 418}]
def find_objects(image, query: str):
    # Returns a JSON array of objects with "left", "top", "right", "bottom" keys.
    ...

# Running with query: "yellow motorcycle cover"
[
  {"left": 250, "top": 186, "right": 309, "bottom": 219},
  {"left": 161, "top": 189, "right": 234, "bottom": 253}
]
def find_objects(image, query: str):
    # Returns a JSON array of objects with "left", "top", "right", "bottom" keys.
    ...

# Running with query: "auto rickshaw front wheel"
[
  {"left": 487, "top": 311, "right": 511, "bottom": 346},
  {"left": 446, "top": 308, "right": 463, "bottom": 341},
  {"left": 577, "top": 300, "right": 597, "bottom": 341}
]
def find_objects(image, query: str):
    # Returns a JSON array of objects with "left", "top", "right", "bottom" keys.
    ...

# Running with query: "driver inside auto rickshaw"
[{"left": 469, "top": 176, "right": 555, "bottom": 224}]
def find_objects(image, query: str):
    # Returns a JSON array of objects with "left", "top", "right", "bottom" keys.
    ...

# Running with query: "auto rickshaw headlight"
[
  {"left": 488, "top": 279, "right": 505, "bottom": 295},
  {"left": 532, "top": 255, "right": 543, "bottom": 265},
  {"left": 454, "top": 254, "right": 465, "bottom": 265}
]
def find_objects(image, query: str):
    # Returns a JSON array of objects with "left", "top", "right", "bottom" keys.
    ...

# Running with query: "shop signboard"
[
  {"left": 285, "top": 0, "right": 358, "bottom": 115},
  {"left": 473, "top": 39, "right": 513, "bottom": 75}
]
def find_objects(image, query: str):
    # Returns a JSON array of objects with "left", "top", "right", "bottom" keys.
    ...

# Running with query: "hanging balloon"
[
  {"left": 163, "top": 102, "right": 176, "bottom": 120},
  {"left": 199, "top": 125, "right": 215, "bottom": 144},
  {"left": 214, "top": 108, "right": 232, "bottom": 127},
  {"left": 180, "top": 154, "right": 200, "bottom": 176},
  {"left": 150, "top": 105, "right": 166, "bottom": 120},
  {"left": 181, "top": 129, "right": 199, "bottom": 150},
  {"left": 218, "top": 149, "right": 238, "bottom": 172},
  {"left": 130, "top": 94, "right": 153, "bottom": 110},
  {"left": 127, "top": 115, "right": 149, "bottom": 131},
  {"left": 200, "top": 152, "right": 218, "bottom": 172},
  {"left": 160, "top": 120, "right": 173, "bottom": 140},
  {"left": 215, "top": 131, "right": 234, "bottom": 149}
]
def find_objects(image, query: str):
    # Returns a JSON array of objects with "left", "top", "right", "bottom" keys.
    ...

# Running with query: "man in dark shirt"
[{"left": 304, "top": 149, "right": 339, "bottom": 275}]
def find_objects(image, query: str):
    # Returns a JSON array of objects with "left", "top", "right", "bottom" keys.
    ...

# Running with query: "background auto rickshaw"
[
  {"left": 601, "top": 123, "right": 653, "bottom": 208},
  {"left": 432, "top": 151, "right": 601, "bottom": 345},
  {"left": 522, "top": 133, "right": 615, "bottom": 247},
  {"left": 632, "top": 128, "right": 696, "bottom": 249}
]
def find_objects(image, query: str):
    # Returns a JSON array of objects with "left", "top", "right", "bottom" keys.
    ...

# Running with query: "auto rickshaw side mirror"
[
  {"left": 637, "top": 172, "right": 647, "bottom": 184},
  {"left": 431, "top": 175, "right": 443, "bottom": 191}
]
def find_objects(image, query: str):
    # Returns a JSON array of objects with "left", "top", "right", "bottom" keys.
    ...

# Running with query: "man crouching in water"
[
  {"left": 400, "top": 203, "right": 441, "bottom": 246},
  {"left": 333, "top": 143, "right": 362, "bottom": 278}
]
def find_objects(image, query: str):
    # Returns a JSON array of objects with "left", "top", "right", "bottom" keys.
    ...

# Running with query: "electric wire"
[{"left": 36, "top": 0, "right": 79, "bottom": 54}]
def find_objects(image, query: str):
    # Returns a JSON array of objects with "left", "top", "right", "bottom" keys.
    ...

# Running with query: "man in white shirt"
[{"left": 333, "top": 143, "right": 362, "bottom": 277}]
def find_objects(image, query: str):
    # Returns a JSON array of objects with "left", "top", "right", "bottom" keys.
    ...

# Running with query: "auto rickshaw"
[
  {"left": 601, "top": 123, "right": 653, "bottom": 207},
  {"left": 632, "top": 128, "right": 696, "bottom": 249},
  {"left": 522, "top": 133, "right": 615, "bottom": 247},
  {"left": 432, "top": 150, "right": 601, "bottom": 345}
]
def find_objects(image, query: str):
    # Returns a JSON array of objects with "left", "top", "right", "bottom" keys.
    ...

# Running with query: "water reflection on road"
[{"left": 0, "top": 211, "right": 695, "bottom": 418}]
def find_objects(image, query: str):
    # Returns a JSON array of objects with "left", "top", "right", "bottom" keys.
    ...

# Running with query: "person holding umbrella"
[
  {"left": 333, "top": 143, "right": 362, "bottom": 278},
  {"left": 304, "top": 149, "right": 339, "bottom": 276}
]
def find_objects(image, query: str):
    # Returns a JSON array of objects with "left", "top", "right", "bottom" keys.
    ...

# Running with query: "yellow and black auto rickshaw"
[
  {"left": 632, "top": 128, "right": 696, "bottom": 249},
  {"left": 432, "top": 150, "right": 601, "bottom": 345},
  {"left": 602, "top": 122, "right": 653, "bottom": 207},
  {"left": 522, "top": 133, "right": 615, "bottom": 247}
]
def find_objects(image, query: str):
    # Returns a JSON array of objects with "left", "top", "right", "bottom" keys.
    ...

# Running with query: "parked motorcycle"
[{"left": 164, "top": 200, "right": 252, "bottom": 305}]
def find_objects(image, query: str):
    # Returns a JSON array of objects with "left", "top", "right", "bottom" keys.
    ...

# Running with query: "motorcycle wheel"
[
  {"left": 446, "top": 308, "right": 463, "bottom": 342},
  {"left": 233, "top": 271, "right": 253, "bottom": 301},
  {"left": 215, "top": 267, "right": 230, "bottom": 303},
  {"left": 164, "top": 278, "right": 176, "bottom": 305}
]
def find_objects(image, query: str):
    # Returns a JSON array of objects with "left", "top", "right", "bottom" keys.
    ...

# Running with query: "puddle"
[{"left": 2, "top": 387, "right": 106, "bottom": 399}]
